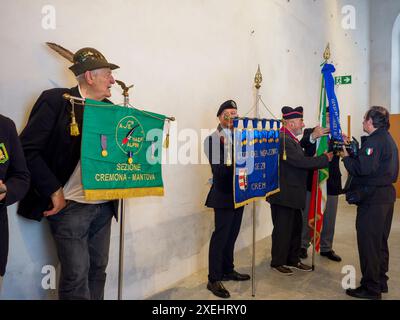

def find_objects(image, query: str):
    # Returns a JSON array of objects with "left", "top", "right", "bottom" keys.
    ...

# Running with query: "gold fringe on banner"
[
  {"left": 233, "top": 188, "right": 281, "bottom": 209},
  {"left": 85, "top": 187, "right": 164, "bottom": 201}
]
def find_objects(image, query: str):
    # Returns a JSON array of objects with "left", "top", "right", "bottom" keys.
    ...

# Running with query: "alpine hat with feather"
[{"left": 46, "top": 42, "right": 119, "bottom": 76}]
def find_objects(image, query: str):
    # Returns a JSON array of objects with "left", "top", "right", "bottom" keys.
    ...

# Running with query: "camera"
[{"left": 330, "top": 137, "right": 359, "bottom": 157}]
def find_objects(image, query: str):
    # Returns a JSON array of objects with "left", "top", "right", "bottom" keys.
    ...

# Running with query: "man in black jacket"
[
  {"left": 204, "top": 100, "right": 250, "bottom": 299},
  {"left": 267, "top": 106, "right": 333, "bottom": 275},
  {"left": 0, "top": 115, "right": 30, "bottom": 286},
  {"left": 300, "top": 114, "right": 344, "bottom": 262},
  {"left": 342, "top": 106, "right": 399, "bottom": 300},
  {"left": 18, "top": 47, "right": 119, "bottom": 300}
]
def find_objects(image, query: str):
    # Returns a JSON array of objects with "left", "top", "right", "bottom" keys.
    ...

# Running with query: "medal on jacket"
[
  {"left": 70, "top": 99, "right": 80, "bottom": 136},
  {"left": 101, "top": 135, "right": 108, "bottom": 157}
]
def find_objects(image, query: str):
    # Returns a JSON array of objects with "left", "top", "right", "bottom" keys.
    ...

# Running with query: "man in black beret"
[
  {"left": 18, "top": 47, "right": 119, "bottom": 299},
  {"left": 204, "top": 99, "right": 250, "bottom": 298},
  {"left": 267, "top": 106, "right": 333, "bottom": 275}
]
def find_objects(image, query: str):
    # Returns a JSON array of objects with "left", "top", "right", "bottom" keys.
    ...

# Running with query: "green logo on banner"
[{"left": 116, "top": 116, "right": 145, "bottom": 156}]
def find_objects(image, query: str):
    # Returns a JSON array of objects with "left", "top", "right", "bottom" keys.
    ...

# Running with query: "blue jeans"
[{"left": 48, "top": 201, "right": 114, "bottom": 300}]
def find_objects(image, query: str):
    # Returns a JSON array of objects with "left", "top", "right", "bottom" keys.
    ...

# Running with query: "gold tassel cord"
[
  {"left": 282, "top": 119, "right": 287, "bottom": 161},
  {"left": 163, "top": 120, "right": 170, "bottom": 148},
  {"left": 69, "top": 100, "right": 80, "bottom": 136}
]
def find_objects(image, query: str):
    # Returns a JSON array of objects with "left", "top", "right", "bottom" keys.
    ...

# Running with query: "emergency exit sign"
[{"left": 335, "top": 75, "right": 352, "bottom": 85}]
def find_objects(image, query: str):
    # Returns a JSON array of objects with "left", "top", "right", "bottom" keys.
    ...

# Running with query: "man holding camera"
[{"left": 341, "top": 106, "right": 399, "bottom": 300}]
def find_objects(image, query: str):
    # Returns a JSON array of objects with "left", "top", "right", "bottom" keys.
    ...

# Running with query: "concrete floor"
[{"left": 149, "top": 198, "right": 400, "bottom": 300}]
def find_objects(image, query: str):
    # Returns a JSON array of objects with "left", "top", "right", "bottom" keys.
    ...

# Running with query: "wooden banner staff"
[{"left": 251, "top": 65, "right": 262, "bottom": 297}]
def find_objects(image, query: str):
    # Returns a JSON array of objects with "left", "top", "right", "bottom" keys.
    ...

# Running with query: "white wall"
[
  {"left": 391, "top": 14, "right": 400, "bottom": 113},
  {"left": 369, "top": 0, "right": 400, "bottom": 112},
  {"left": 0, "top": 0, "right": 371, "bottom": 299}
]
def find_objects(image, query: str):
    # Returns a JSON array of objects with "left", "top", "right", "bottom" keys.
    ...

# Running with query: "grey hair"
[{"left": 76, "top": 69, "right": 102, "bottom": 84}]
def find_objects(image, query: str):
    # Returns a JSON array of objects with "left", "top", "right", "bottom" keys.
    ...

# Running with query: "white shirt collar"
[{"left": 78, "top": 85, "right": 85, "bottom": 99}]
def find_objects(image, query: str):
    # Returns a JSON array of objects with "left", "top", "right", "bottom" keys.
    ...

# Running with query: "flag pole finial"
[
  {"left": 254, "top": 64, "right": 262, "bottom": 89},
  {"left": 323, "top": 43, "right": 331, "bottom": 61}
]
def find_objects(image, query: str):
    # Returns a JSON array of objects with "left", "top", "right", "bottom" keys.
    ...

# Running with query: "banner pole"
[
  {"left": 117, "top": 81, "right": 133, "bottom": 300},
  {"left": 118, "top": 200, "right": 125, "bottom": 300},
  {"left": 251, "top": 65, "right": 262, "bottom": 297},
  {"left": 311, "top": 171, "right": 318, "bottom": 271}
]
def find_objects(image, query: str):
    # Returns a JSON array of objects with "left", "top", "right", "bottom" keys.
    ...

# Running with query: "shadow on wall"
[
  {"left": 106, "top": 209, "right": 214, "bottom": 299},
  {"left": 0, "top": 208, "right": 59, "bottom": 299}
]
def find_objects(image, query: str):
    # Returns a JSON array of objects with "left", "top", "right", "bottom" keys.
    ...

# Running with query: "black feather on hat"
[
  {"left": 217, "top": 100, "right": 237, "bottom": 117},
  {"left": 282, "top": 106, "right": 303, "bottom": 119}
]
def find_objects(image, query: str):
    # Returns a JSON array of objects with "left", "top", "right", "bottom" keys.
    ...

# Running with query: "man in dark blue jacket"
[
  {"left": 0, "top": 115, "right": 30, "bottom": 283},
  {"left": 204, "top": 100, "right": 250, "bottom": 299},
  {"left": 342, "top": 106, "right": 399, "bottom": 300}
]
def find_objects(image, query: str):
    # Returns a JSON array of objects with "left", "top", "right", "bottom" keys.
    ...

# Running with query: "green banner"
[{"left": 81, "top": 99, "right": 166, "bottom": 200}]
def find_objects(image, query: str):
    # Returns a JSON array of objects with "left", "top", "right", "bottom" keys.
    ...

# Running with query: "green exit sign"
[{"left": 335, "top": 75, "right": 352, "bottom": 85}]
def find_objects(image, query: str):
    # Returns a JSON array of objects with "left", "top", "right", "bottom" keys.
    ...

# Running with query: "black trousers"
[
  {"left": 356, "top": 203, "right": 394, "bottom": 294},
  {"left": 208, "top": 207, "right": 244, "bottom": 282},
  {"left": 270, "top": 204, "right": 302, "bottom": 267},
  {"left": 0, "top": 209, "right": 8, "bottom": 277}
]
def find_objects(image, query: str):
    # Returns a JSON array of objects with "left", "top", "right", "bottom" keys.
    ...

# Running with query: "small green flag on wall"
[{"left": 81, "top": 99, "right": 167, "bottom": 200}]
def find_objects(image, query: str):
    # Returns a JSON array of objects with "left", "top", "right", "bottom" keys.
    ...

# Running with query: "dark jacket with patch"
[
  {"left": 0, "top": 115, "right": 30, "bottom": 276},
  {"left": 204, "top": 127, "right": 235, "bottom": 208},
  {"left": 300, "top": 128, "right": 342, "bottom": 195},
  {"left": 18, "top": 86, "right": 118, "bottom": 222},
  {"left": 267, "top": 131, "right": 330, "bottom": 209},
  {"left": 343, "top": 128, "right": 399, "bottom": 204}
]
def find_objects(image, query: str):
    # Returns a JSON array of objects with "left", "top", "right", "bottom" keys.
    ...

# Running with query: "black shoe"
[
  {"left": 299, "top": 248, "right": 308, "bottom": 259},
  {"left": 346, "top": 286, "right": 381, "bottom": 300},
  {"left": 271, "top": 265, "right": 294, "bottom": 275},
  {"left": 286, "top": 262, "right": 313, "bottom": 272},
  {"left": 320, "top": 250, "right": 342, "bottom": 262},
  {"left": 222, "top": 270, "right": 251, "bottom": 281},
  {"left": 207, "top": 281, "right": 230, "bottom": 298}
]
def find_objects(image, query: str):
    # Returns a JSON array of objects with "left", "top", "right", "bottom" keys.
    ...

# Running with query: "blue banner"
[
  {"left": 322, "top": 63, "right": 343, "bottom": 142},
  {"left": 233, "top": 119, "right": 280, "bottom": 208}
]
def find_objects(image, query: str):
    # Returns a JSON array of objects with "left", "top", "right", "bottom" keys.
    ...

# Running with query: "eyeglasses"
[{"left": 222, "top": 111, "right": 238, "bottom": 117}]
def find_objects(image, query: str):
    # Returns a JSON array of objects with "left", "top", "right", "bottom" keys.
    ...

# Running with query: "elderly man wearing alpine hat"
[{"left": 18, "top": 47, "right": 119, "bottom": 300}]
